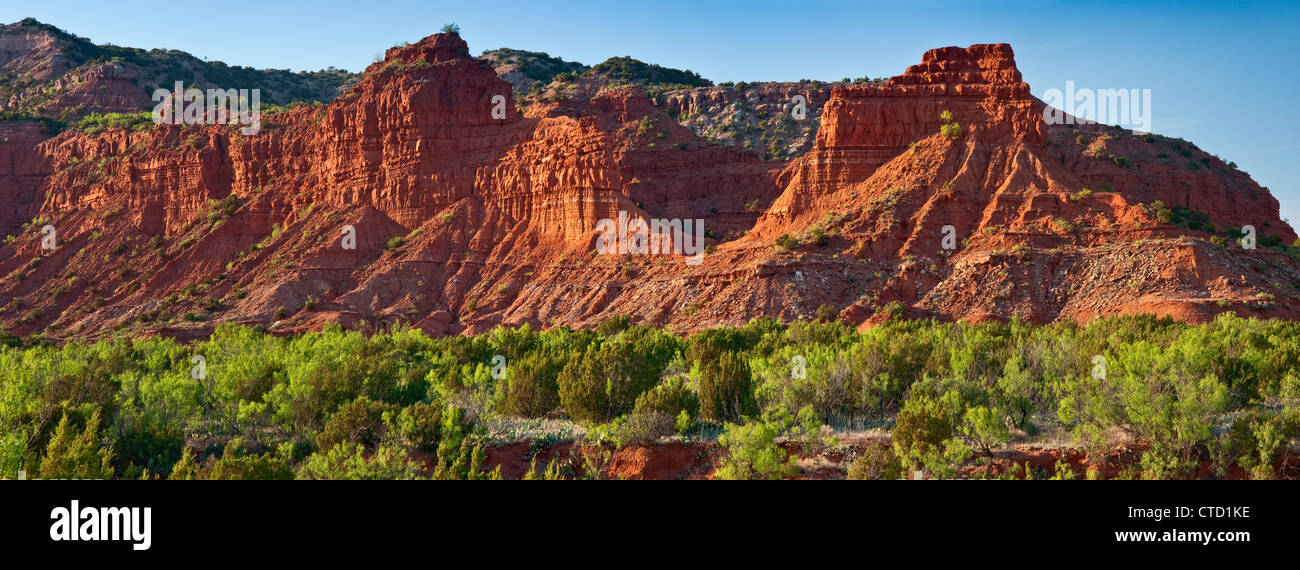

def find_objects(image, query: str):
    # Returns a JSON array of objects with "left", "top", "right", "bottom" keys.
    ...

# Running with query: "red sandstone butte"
[{"left": 0, "top": 37, "right": 1296, "bottom": 340}]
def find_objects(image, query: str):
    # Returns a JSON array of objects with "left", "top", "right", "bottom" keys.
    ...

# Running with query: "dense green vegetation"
[
  {"left": 70, "top": 111, "right": 155, "bottom": 134},
  {"left": 2, "top": 312, "right": 1298, "bottom": 480},
  {"left": 1142, "top": 200, "right": 1300, "bottom": 258},
  {"left": 480, "top": 48, "right": 589, "bottom": 86},
  {"left": 0, "top": 110, "right": 66, "bottom": 134},
  {"left": 0, "top": 109, "right": 149, "bottom": 136},
  {"left": 585, "top": 56, "right": 711, "bottom": 90}
]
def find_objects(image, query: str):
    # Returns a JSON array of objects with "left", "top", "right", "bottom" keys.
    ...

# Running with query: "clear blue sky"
[{"left": 8, "top": 0, "right": 1299, "bottom": 225}]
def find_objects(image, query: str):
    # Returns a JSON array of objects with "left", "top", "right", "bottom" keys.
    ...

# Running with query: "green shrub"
[
  {"left": 632, "top": 376, "right": 699, "bottom": 419},
  {"left": 1226, "top": 411, "right": 1296, "bottom": 480},
  {"left": 686, "top": 326, "right": 763, "bottom": 368},
  {"left": 939, "top": 110, "right": 963, "bottom": 140},
  {"left": 385, "top": 235, "right": 404, "bottom": 252},
  {"left": 940, "top": 122, "right": 964, "bottom": 140},
  {"left": 847, "top": 444, "right": 903, "bottom": 480},
  {"left": 558, "top": 341, "right": 660, "bottom": 422},
  {"left": 297, "top": 443, "right": 420, "bottom": 480},
  {"left": 874, "top": 301, "right": 907, "bottom": 319},
  {"left": 715, "top": 421, "right": 798, "bottom": 480},
  {"left": 38, "top": 409, "right": 115, "bottom": 479},
  {"left": 1138, "top": 441, "right": 1195, "bottom": 480},
  {"left": 71, "top": 112, "right": 154, "bottom": 134},
  {"left": 699, "top": 352, "right": 758, "bottom": 422},
  {"left": 891, "top": 395, "right": 953, "bottom": 473},
  {"left": 597, "top": 314, "right": 632, "bottom": 337},
  {"left": 958, "top": 405, "right": 1008, "bottom": 457},
  {"left": 816, "top": 304, "right": 838, "bottom": 323},
  {"left": 497, "top": 351, "right": 565, "bottom": 417},
  {"left": 113, "top": 418, "right": 184, "bottom": 475},
  {"left": 1147, "top": 200, "right": 1173, "bottom": 223},
  {"left": 206, "top": 441, "right": 293, "bottom": 480},
  {"left": 316, "top": 396, "right": 398, "bottom": 451},
  {"left": 601, "top": 411, "right": 676, "bottom": 446},
  {"left": 382, "top": 402, "right": 443, "bottom": 452},
  {"left": 169, "top": 448, "right": 199, "bottom": 480},
  {"left": 429, "top": 407, "right": 500, "bottom": 480}
]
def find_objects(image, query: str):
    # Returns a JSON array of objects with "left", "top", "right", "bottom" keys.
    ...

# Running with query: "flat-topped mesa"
[{"left": 816, "top": 43, "right": 1043, "bottom": 152}]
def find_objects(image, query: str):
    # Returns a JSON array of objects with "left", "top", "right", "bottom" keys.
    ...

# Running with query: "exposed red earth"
[
  {"left": 471, "top": 438, "right": 1300, "bottom": 480},
  {"left": 1, "top": 30, "right": 1297, "bottom": 345}
]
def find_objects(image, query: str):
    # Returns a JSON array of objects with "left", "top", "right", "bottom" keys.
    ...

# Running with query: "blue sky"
[{"left": 8, "top": 0, "right": 1299, "bottom": 225}]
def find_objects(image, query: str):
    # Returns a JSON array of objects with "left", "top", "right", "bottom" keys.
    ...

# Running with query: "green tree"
[
  {"left": 958, "top": 405, "right": 1009, "bottom": 457},
  {"left": 891, "top": 395, "right": 953, "bottom": 475},
  {"left": 382, "top": 402, "right": 443, "bottom": 453},
  {"left": 597, "top": 314, "right": 632, "bottom": 337},
  {"left": 558, "top": 342, "right": 660, "bottom": 422},
  {"left": 632, "top": 376, "right": 699, "bottom": 418},
  {"left": 316, "top": 396, "right": 397, "bottom": 451},
  {"left": 699, "top": 352, "right": 758, "bottom": 422},
  {"left": 497, "top": 351, "right": 564, "bottom": 417},
  {"left": 38, "top": 409, "right": 114, "bottom": 479},
  {"left": 996, "top": 354, "right": 1036, "bottom": 429},
  {"left": 113, "top": 418, "right": 184, "bottom": 475},
  {"left": 169, "top": 448, "right": 198, "bottom": 480}
]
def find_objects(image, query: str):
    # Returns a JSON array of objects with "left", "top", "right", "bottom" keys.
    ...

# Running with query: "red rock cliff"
[{"left": 0, "top": 38, "right": 1296, "bottom": 341}]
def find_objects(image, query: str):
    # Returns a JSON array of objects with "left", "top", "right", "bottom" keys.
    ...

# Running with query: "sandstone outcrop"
[{"left": 0, "top": 36, "right": 1296, "bottom": 341}]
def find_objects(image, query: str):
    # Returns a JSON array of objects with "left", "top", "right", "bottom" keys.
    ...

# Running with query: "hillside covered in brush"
[{"left": 0, "top": 19, "right": 358, "bottom": 126}]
